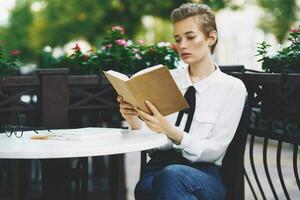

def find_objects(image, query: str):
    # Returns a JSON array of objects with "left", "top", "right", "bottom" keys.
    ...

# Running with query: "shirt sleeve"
[{"left": 174, "top": 80, "right": 247, "bottom": 164}]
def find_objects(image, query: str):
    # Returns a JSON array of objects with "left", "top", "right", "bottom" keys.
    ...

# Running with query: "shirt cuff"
[{"left": 173, "top": 131, "right": 191, "bottom": 150}]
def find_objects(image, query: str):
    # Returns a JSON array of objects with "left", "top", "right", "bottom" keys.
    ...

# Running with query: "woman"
[{"left": 118, "top": 3, "right": 247, "bottom": 200}]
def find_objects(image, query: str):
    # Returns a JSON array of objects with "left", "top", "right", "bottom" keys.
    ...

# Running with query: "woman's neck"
[{"left": 188, "top": 57, "right": 216, "bottom": 84}]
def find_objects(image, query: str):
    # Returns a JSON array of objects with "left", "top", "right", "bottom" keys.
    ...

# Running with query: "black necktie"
[{"left": 175, "top": 86, "right": 196, "bottom": 133}]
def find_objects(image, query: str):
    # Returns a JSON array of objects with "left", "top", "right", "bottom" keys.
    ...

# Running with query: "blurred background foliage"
[
  {"left": 257, "top": 0, "right": 298, "bottom": 43},
  {"left": 0, "top": 0, "right": 299, "bottom": 69},
  {"left": 0, "top": 0, "right": 247, "bottom": 62},
  {"left": 37, "top": 26, "right": 180, "bottom": 74}
]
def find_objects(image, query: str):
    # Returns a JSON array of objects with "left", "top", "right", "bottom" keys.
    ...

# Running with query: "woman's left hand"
[
  {"left": 137, "top": 101, "right": 172, "bottom": 134},
  {"left": 137, "top": 101, "right": 183, "bottom": 144}
]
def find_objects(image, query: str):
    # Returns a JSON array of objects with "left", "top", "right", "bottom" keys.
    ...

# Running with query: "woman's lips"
[{"left": 181, "top": 53, "right": 192, "bottom": 58}]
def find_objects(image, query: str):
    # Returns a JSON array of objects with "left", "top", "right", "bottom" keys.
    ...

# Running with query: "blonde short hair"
[{"left": 171, "top": 3, "right": 218, "bottom": 54}]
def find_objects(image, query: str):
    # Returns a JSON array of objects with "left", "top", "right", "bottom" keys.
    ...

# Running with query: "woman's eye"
[
  {"left": 187, "top": 36, "right": 195, "bottom": 40},
  {"left": 174, "top": 39, "right": 181, "bottom": 43}
]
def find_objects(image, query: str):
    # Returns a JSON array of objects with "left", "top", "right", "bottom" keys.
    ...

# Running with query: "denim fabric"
[{"left": 135, "top": 150, "right": 226, "bottom": 200}]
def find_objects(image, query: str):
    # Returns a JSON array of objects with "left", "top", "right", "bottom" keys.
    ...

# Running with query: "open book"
[{"left": 103, "top": 64, "right": 188, "bottom": 116}]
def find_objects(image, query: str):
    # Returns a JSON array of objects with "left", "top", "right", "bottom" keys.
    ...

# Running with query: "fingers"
[
  {"left": 120, "top": 108, "right": 138, "bottom": 115},
  {"left": 117, "top": 96, "right": 138, "bottom": 117},
  {"left": 145, "top": 100, "right": 160, "bottom": 115},
  {"left": 117, "top": 96, "right": 134, "bottom": 109},
  {"left": 117, "top": 96, "right": 122, "bottom": 102},
  {"left": 120, "top": 102, "right": 134, "bottom": 109},
  {"left": 119, "top": 102, "right": 137, "bottom": 116},
  {"left": 138, "top": 114, "right": 149, "bottom": 124},
  {"left": 138, "top": 101, "right": 168, "bottom": 133},
  {"left": 137, "top": 108, "right": 155, "bottom": 122}
]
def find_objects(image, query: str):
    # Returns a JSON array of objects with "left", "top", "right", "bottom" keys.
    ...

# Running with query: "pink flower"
[
  {"left": 115, "top": 39, "right": 128, "bottom": 47},
  {"left": 72, "top": 43, "right": 81, "bottom": 51},
  {"left": 10, "top": 49, "right": 20, "bottom": 56},
  {"left": 137, "top": 39, "right": 144, "bottom": 45},
  {"left": 106, "top": 44, "right": 112, "bottom": 48},
  {"left": 112, "top": 26, "right": 125, "bottom": 34},
  {"left": 290, "top": 29, "right": 300, "bottom": 33}
]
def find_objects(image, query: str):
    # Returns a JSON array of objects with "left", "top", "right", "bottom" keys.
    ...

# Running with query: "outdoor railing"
[{"left": 230, "top": 71, "right": 300, "bottom": 200}]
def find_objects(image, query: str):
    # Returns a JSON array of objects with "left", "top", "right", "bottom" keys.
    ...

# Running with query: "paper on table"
[{"left": 30, "top": 127, "right": 122, "bottom": 141}]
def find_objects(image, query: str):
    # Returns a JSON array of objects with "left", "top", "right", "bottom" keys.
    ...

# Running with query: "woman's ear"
[{"left": 208, "top": 30, "right": 217, "bottom": 46}]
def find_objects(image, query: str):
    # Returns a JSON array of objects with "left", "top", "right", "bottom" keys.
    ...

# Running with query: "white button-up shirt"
[{"left": 141, "top": 66, "right": 247, "bottom": 166}]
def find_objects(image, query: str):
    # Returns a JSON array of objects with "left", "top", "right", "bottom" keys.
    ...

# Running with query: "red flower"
[
  {"left": 171, "top": 43, "right": 177, "bottom": 52},
  {"left": 72, "top": 43, "right": 81, "bottom": 51},
  {"left": 112, "top": 26, "right": 125, "bottom": 34},
  {"left": 10, "top": 49, "right": 20, "bottom": 56},
  {"left": 82, "top": 54, "right": 89, "bottom": 61}
]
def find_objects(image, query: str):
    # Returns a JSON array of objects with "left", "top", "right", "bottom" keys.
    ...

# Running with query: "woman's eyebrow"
[
  {"left": 174, "top": 31, "right": 195, "bottom": 38},
  {"left": 185, "top": 31, "right": 195, "bottom": 35}
]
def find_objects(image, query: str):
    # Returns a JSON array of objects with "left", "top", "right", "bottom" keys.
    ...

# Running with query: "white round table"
[
  {"left": 0, "top": 127, "right": 168, "bottom": 159},
  {"left": 0, "top": 127, "right": 168, "bottom": 200}
]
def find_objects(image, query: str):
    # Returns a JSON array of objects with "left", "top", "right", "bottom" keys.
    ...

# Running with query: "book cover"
[{"left": 103, "top": 64, "right": 188, "bottom": 116}]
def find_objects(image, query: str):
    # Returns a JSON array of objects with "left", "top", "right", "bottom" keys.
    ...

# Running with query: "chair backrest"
[{"left": 220, "top": 104, "right": 250, "bottom": 200}]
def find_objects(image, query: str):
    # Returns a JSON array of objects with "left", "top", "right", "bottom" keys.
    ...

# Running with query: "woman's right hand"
[{"left": 117, "top": 96, "right": 138, "bottom": 121}]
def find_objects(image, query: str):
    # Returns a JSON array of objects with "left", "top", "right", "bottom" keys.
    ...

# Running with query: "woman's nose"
[{"left": 179, "top": 39, "right": 188, "bottom": 49}]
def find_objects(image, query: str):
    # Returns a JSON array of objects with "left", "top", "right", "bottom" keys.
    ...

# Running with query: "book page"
[
  {"left": 103, "top": 70, "right": 140, "bottom": 109},
  {"left": 104, "top": 70, "right": 129, "bottom": 81},
  {"left": 131, "top": 64, "right": 163, "bottom": 79}
]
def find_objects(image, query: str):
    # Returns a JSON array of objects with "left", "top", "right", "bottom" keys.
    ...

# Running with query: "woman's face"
[{"left": 173, "top": 17, "right": 214, "bottom": 66}]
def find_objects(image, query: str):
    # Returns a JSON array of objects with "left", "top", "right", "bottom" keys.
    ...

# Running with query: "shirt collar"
[{"left": 181, "top": 64, "right": 221, "bottom": 93}]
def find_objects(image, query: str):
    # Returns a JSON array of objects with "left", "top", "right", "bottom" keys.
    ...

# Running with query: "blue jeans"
[{"left": 134, "top": 150, "right": 226, "bottom": 200}]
